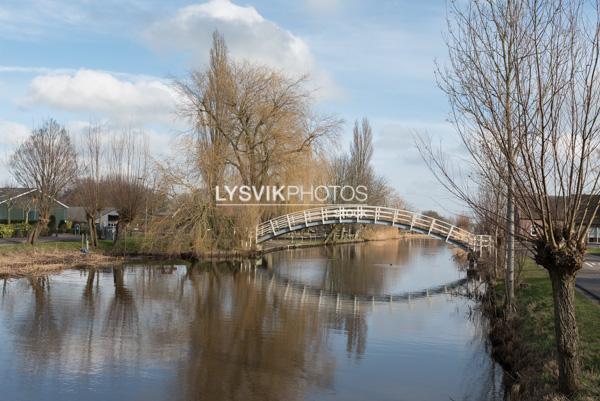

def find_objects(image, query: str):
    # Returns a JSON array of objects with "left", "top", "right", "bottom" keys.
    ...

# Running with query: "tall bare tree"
[
  {"left": 424, "top": 0, "right": 600, "bottom": 394},
  {"left": 329, "top": 118, "right": 392, "bottom": 205},
  {"left": 107, "top": 129, "right": 149, "bottom": 244},
  {"left": 72, "top": 124, "right": 106, "bottom": 247},
  {"left": 175, "top": 31, "right": 231, "bottom": 206},
  {"left": 175, "top": 31, "right": 340, "bottom": 192},
  {"left": 162, "top": 31, "right": 339, "bottom": 253},
  {"left": 10, "top": 119, "right": 77, "bottom": 244},
  {"left": 349, "top": 118, "right": 375, "bottom": 190}
]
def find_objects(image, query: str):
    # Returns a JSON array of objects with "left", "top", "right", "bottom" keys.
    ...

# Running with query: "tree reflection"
[
  {"left": 171, "top": 261, "right": 336, "bottom": 401},
  {"left": 103, "top": 267, "right": 139, "bottom": 339},
  {"left": 0, "top": 241, "right": 505, "bottom": 401},
  {"left": 16, "top": 276, "right": 66, "bottom": 372}
]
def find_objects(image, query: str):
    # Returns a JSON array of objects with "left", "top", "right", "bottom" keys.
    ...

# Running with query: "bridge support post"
[{"left": 428, "top": 219, "right": 436, "bottom": 235}]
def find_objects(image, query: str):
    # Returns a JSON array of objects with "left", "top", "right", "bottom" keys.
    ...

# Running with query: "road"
[{"left": 578, "top": 254, "right": 600, "bottom": 302}]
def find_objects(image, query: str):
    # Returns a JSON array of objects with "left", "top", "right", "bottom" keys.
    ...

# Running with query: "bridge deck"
[{"left": 256, "top": 205, "right": 492, "bottom": 252}]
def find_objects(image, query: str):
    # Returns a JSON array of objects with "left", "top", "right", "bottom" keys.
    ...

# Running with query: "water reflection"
[
  {"left": 0, "top": 239, "right": 504, "bottom": 401},
  {"left": 268, "top": 239, "right": 466, "bottom": 295}
]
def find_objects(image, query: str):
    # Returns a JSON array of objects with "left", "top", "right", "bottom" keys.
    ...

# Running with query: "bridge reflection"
[{"left": 0, "top": 241, "right": 503, "bottom": 401}]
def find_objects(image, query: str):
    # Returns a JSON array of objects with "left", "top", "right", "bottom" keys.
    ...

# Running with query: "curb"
[{"left": 575, "top": 282, "right": 600, "bottom": 303}]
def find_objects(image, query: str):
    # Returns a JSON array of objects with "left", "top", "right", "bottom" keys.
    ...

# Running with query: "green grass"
[
  {"left": 0, "top": 241, "right": 82, "bottom": 254},
  {"left": 509, "top": 259, "right": 600, "bottom": 397},
  {"left": 585, "top": 247, "right": 600, "bottom": 255},
  {"left": 0, "top": 237, "right": 147, "bottom": 255}
]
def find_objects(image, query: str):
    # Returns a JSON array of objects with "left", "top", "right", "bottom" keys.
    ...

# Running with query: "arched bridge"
[{"left": 255, "top": 205, "right": 492, "bottom": 253}]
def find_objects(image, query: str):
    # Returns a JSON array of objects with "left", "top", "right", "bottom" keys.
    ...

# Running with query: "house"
[
  {"left": 66, "top": 206, "right": 87, "bottom": 224},
  {"left": 0, "top": 188, "right": 68, "bottom": 228},
  {"left": 97, "top": 208, "right": 119, "bottom": 240},
  {"left": 518, "top": 195, "right": 600, "bottom": 244},
  {"left": 97, "top": 208, "right": 119, "bottom": 229},
  {"left": 66, "top": 206, "right": 119, "bottom": 238}
]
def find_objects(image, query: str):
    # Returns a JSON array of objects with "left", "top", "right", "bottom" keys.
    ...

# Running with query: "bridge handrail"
[{"left": 256, "top": 205, "right": 492, "bottom": 252}]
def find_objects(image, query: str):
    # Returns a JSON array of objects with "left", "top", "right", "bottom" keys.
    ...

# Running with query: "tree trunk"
[
  {"left": 87, "top": 216, "right": 98, "bottom": 247},
  {"left": 28, "top": 217, "right": 47, "bottom": 245},
  {"left": 113, "top": 222, "right": 120, "bottom": 244},
  {"left": 505, "top": 177, "right": 515, "bottom": 311},
  {"left": 548, "top": 268, "right": 580, "bottom": 395}
]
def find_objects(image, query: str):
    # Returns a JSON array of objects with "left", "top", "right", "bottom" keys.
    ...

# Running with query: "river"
[{"left": 0, "top": 239, "right": 504, "bottom": 401}]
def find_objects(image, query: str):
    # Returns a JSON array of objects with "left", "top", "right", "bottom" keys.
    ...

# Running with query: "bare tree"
[
  {"left": 162, "top": 31, "right": 339, "bottom": 253},
  {"left": 72, "top": 124, "right": 106, "bottom": 247},
  {"left": 329, "top": 118, "right": 393, "bottom": 205},
  {"left": 349, "top": 118, "right": 375, "bottom": 190},
  {"left": 455, "top": 214, "right": 471, "bottom": 230},
  {"left": 175, "top": 31, "right": 340, "bottom": 191},
  {"left": 175, "top": 31, "right": 231, "bottom": 206},
  {"left": 107, "top": 129, "right": 149, "bottom": 244},
  {"left": 10, "top": 119, "right": 77, "bottom": 244},
  {"left": 423, "top": 0, "right": 600, "bottom": 394}
]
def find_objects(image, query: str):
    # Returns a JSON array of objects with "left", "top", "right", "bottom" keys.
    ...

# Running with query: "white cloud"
[
  {"left": 66, "top": 120, "right": 174, "bottom": 161},
  {"left": 0, "top": 119, "right": 176, "bottom": 185},
  {"left": 0, "top": 66, "right": 55, "bottom": 74},
  {"left": 0, "top": 120, "right": 30, "bottom": 147},
  {"left": 368, "top": 118, "right": 469, "bottom": 213},
  {"left": 21, "top": 69, "right": 178, "bottom": 125},
  {"left": 143, "top": 0, "right": 342, "bottom": 100},
  {"left": 0, "top": 121, "right": 31, "bottom": 184}
]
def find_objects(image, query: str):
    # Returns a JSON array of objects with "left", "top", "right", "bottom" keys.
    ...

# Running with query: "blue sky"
[{"left": 0, "top": 0, "right": 467, "bottom": 213}]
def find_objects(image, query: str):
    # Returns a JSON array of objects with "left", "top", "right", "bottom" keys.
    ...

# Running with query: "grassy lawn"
[
  {"left": 0, "top": 240, "right": 82, "bottom": 255},
  {"left": 0, "top": 237, "right": 146, "bottom": 255},
  {"left": 585, "top": 247, "right": 600, "bottom": 255},
  {"left": 512, "top": 259, "right": 600, "bottom": 397}
]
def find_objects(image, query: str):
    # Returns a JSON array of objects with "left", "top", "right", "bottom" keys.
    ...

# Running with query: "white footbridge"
[{"left": 256, "top": 205, "right": 492, "bottom": 254}]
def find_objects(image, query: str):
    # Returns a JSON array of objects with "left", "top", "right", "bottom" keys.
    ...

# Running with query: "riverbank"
[
  {"left": 486, "top": 259, "right": 600, "bottom": 401},
  {"left": 0, "top": 241, "right": 124, "bottom": 278},
  {"left": 0, "top": 232, "right": 431, "bottom": 278}
]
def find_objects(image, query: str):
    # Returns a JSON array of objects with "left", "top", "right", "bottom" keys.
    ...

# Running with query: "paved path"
[{"left": 578, "top": 255, "right": 600, "bottom": 302}]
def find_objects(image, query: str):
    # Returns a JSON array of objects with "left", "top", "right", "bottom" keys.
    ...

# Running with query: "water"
[{"left": 0, "top": 239, "right": 504, "bottom": 401}]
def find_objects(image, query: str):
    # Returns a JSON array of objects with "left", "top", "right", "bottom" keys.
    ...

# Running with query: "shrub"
[
  {"left": 15, "top": 223, "right": 31, "bottom": 237},
  {"left": 0, "top": 224, "right": 16, "bottom": 238},
  {"left": 58, "top": 220, "right": 67, "bottom": 233}
]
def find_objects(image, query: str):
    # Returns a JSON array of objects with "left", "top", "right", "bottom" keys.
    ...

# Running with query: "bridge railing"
[{"left": 256, "top": 205, "right": 492, "bottom": 252}]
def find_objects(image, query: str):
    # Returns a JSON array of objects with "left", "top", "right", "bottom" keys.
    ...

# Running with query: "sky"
[{"left": 0, "top": 0, "right": 469, "bottom": 213}]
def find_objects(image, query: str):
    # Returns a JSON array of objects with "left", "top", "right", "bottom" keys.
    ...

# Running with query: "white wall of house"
[{"left": 96, "top": 210, "right": 119, "bottom": 228}]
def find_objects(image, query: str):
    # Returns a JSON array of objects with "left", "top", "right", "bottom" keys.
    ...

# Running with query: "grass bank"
[
  {"left": 489, "top": 259, "right": 600, "bottom": 400},
  {"left": 585, "top": 247, "right": 600, "bottom": 256},
  {"left": 0, "top": 241, "right": 123, "bottom": 278}
]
